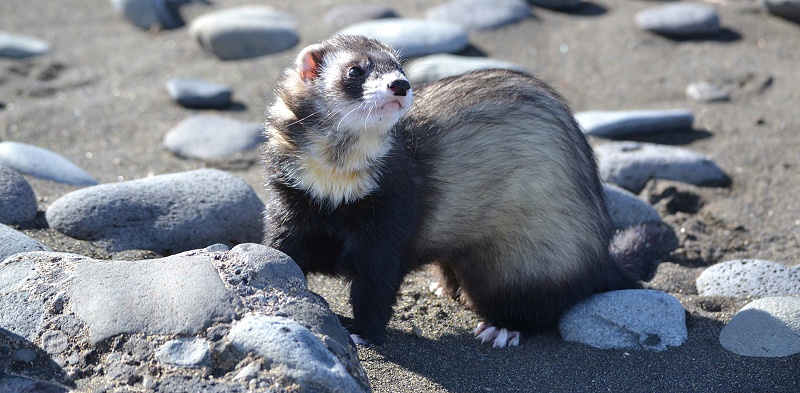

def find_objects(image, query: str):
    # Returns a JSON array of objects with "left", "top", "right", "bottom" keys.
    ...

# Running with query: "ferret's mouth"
[{"left": 379, "top": 100, "right": 404, "bottom": 111}]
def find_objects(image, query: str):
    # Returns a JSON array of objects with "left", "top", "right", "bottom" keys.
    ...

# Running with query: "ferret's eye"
[{"left": 348, "top": 66, "right": 365, "bottom": 78}]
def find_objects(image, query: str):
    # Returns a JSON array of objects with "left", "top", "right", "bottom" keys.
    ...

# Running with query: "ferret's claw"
[{"left": 473, "top": 322, "right": 521, "bottom": 348}]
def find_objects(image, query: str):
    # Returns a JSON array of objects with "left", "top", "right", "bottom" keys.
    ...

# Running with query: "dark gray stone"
[
  {"left": 0, "top": 165, "right": 37, "bottom": 225},
  {"left": 0, "top": 142, "right": 97, "bottom": 186},
  {"left": 405, "top": 54, "right": 528, "bottom": 85},
  {"left": 337, "top": 18, "right": 469, "bottom": 58},
  {"left": 324, "top": 4, "right": 397, "bottom": 28},
  {"left": 696, "top": 259, "right": 800, "bottom": 298},
  {"left": 763, "top": 0, "right": 800, "bottom": 23},
  {"left": 426, "top": 0, "right": 531, "bottom": 31},
  {"left": 635, "top": 4, "right": 721, "bottom": 38},
  {"left": 603, "top": 183, "right": 661, "bottom": 229},
  {"left": 559, "top": 289, "right": 687, "bottom": 351},
  {"left": 163, "top": 115, "right": 264, "bottom": 161},
  {"left": 46, "top": 169, "right": 264, "bottom": 254},
  {"left": 189, "top": 6, "right": 299, "bottom": 60},
  {"left": 109, "top": 0, "right": 189, "bottom": 30},
  {"left": 527, "top": 0, "right": 582, "bottom": 10},
  {"left": 720, "top": 297, "right": 800, "bottom": 357},
  {"left": 166, "top": 78, "right": 232, "bottom": 109},
  {"left": 575, "top": 109, "right": 694, "bottom": 138},
  {"left": 596, "top": 141, "right": 730, "bottom": 194},
  {"left": 0, "top": 31, "right": 50, "bottom": 59},
  {"left": 0, "top": 224, "right": 50, "bottom": 263}
]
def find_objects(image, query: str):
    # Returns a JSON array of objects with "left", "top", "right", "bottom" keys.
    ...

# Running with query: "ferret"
[{"left": 262, "top": 35, "right": 673, "bottom": 348}]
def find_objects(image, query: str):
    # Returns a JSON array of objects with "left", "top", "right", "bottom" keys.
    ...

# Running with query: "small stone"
[
  {"left": 163, "top": 115, "right": 264, "bottom": 161},
  {"left": 108, "top": 0, "right": 190, "bottom": 30},
  {"left": 762, "top": 0, "right": 800, "bottom": 23},
  {"left": 405, "top": 54, "right": 528, "bottom": 85},
  {"left": 696, "top": 259, "right": 800, "bottom": 298},
  {"left": 166, "top": 78, "right": 232, "bottom": 109},
  {"left": 0, "top": 142, "right": 97, "bottom": 186},
  {"left": 0, "top": 376, "right": 67, "bottom": 393},
  {"left": 337, "top": 18, "right": 469, "bottom": 59},
  {"left": 228, "top": 314, "right": 364, "bottom": 392},
  {"left": 635, "top": 4, "right": 721, "bottom": 38},
  {"left": 720, "top": 297, "right": 800, "bottom": 357},
  {"left": 575, "top": 109, "right": 694, "bottom": 138},
  {"left": 324, "top": 4, "right": 397, "bottom": 28},
  {"left": 0, "top": 291, "right": 45, "bottom": 342},
  {"left": 232, "top": 361, "right": 261, "bottom": 382},
  {"left": 40, "top": 329, "right": 69, "bottom": 354},
  {"left": 558, "top": 289, "right": 687, "bottom": 351},
  {"left": 603, "top": 183, "right": 661, "bottom": 229},
  {"left": 12, "top": 348, "right": 37, "bottom": 363},
  {"left": 596, "top": 141, "right": 730, "bottom": 194},
  {"left": 425, "top": 0, "right": 531, "bottom": 31},
  {"left": 189, "top": 6, "right": 299, "bottom": 60},
  {"left": 0, "top": 224, "right": 51, "bottom": 263},
  {"left": 156, "top": 337, "right": 212, "bottom": 367},
  {"left": 0, "top": 165, "right": 37, "bottom": 225},
  {"left": 45, "top": 168, "right": 264, "bottom": 254},
  {"left": 0, "top": 31, "right": 50, "bottom": 59},
  {"left": 686, "top": 81, "right": 729, "bottom": 102},
  {"left": 527, "top": 0, "right": 583, "bottom": 10}
]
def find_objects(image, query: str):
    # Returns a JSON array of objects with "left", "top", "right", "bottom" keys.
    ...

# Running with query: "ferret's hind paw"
[{"left": 473, "top": 322, "right": 521, "bottom": 348}]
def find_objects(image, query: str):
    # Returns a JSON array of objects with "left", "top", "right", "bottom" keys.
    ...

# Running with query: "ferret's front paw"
[{"left": 473, "top": 322, "right": 521, "bottom": 348}]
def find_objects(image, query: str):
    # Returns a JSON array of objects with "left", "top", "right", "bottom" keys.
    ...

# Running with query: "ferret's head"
[{"left": 282, "top": 35, "right": 412, "bottom": 134}]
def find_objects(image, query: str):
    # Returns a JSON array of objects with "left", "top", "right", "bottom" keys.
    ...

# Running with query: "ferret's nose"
[{"left": 388, "top": 80, "right": 411, "bottom": 96}]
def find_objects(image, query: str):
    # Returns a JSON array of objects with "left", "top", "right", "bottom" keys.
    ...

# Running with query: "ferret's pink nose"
[{"left": 388, "top": 80, "right": 410, "bottom": 96}]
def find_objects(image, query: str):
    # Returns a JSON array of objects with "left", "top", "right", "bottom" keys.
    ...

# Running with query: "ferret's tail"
[{"left": 611, "top": 222, "right": 678, "bottom": 281}]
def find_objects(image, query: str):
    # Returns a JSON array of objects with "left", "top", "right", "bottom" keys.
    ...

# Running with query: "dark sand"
[{"left": 2, "top": 0, "right": 799, "bottom": 391}]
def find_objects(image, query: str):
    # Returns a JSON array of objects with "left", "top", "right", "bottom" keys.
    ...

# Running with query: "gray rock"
[
  {"left": 166, "top": 78, "right": 232, "bottom": 109},
  {"left": 635, "top": 4, "right": 721, "bottom": 38},
  {"left": 324, "top": 4, "right": 397, "bottom": 28},
  {"left": 228, "top": 314, "right": 365, "bottom": 393},
  {"left": 720, "top": 297, "right": 800, "bottom": 357},
  {"left": 337, "top": 18, "right": 469, "bottom": 59},
  {"left": 596, "top": 141, "right": 730, "bottom": 194},
  {"left": 0, "top": 224, "right": 50, "bottom": 264},
  {"left": 109, "top": 0, "right": 191, "bottom": 30},
  {"left": 12, "top": 348, "right": 38, "bottom": 363},
  {"left": 763, "top": 0, "right": 800, "bottom": 23},
  {"left": 603, "top": 183, "right": 661, "bottom": 229},
  {"left": 0, "top": 291, "right": 45, "bottom": 342},
  {"left": 189, "top": 6, "right": 299, "bottom": 60},
  {"left": 0, "top": 31, "right": 50, "bottom": 59},
  {"left": 558, "top": 289, "right": 687, "bottom": 351},
  {"left": 696, "top": 259, "right": 800, "bottom": 298},
  {"left": 405, "top": 54, "right": 528, "bottom": 85},
  {"left": 40, "top": 329, "right": 69, "bottom": 354},
  {"left": 0, "top": 165, "right": 38, "bottom": 225},
  {"left": 686, "top": 81, "right": 729, "bottom": 102},
  {"left": 69, "top": 248, "right": 238, "bottom": 343},
  {"left": 527, "top": 0, "right": 582, "bottom": 10},
  {"left": 0, "top": 377, "right": 67, "bottom": 393},
  {"left": 163, "top": 115, "right": 264, "bottom": 161},
  {"left": 0, "top": 142, "right": 97, "bottom": 186},
  {"left": 46, "top": 168, "right": 264, "bottom": 254},
  {"left": 575, "top": 109, "right": 694, "bottom": 138},
  {"left": 425, "top": 0, "right": 531, "bottom": 31},
  {"left": 156, "top": 337, "right": 212, "bottom": 367}
]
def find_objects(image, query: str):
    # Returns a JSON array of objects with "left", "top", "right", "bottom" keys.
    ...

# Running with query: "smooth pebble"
[
  {"left": 603, "top": 183, "right": 662, "bottom": 229},
  {"left": 0, "top": 31, "right": 50, "bottom": 59},
  {"left": 635, "top": 4, "right": 721, "bottom": 38},
  {"left": 576, "top": 109, "right": 694, "bottom": 138},
  {"left": 696, "top": 259, "right": 800, "bottom": 298},
  {"left": 166, "top": 78, "right": 232, "bottom": 109},
  {"left": 559, "top": 289, "right": 687, "bottom": 351},
  {"left": 0, "top": 142, "right": 97, "bottom": 186},
  {"left": 337, "top": 18, "right": 469, "bottom": 58},
  {"left": 108, "top": 0, "right": 187, "bottom": 30},
  {"left": 189, "top": 6, "right": 299, "bottom": 60},
  {"left": 762, "top": 0, "right": 800, "bottom": 23},
  {"left": 156, "top": 337, "right": 212, "bottom": 367},
  {"left": 0, "top": 165, "right": 38, "bottom": 225},
  {"left": 719, "top": 297, "right": 800, "bottom": 357},
  {"left": 45, "top": 168, "right": 264, "bottom": 254},
  {"left": 163, "top": 115, "right": 264, "bottom": 161},
  {"left": 425, "top": 0, "right": 531, "bottom": 31},
  {"left": 324, "top": 4, "right": 397, "bottom": 28},
  {"left": 405, "top": 54, "right": 528, "bottom": 85},
  {"left": 528, "top": 0, "right": 583, "bottom": 10},
  {"left": 686, "top": 81, "right": 729, "bottom": 102},
  {"left": 596, "top": 141, "right": 730, "bottom": 194}
]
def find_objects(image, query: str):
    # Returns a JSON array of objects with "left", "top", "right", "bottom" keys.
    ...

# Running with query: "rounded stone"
[
  {"left": 425, "top": 0, "right": 531, "bottom": 31},
  {"left": 163, "top": 115, "right": 264, "bottom": 161},
  {"left": 528, "top": 0, "right": 583, "bottom": 10},
  {"left": 0, "top": 31, "right": 50, "bottom": 59},
  {"left": 0, "top": 142, "right": 97, "bottom": 186},
  {"left": 156, "top": 337, "right": 211, "bottom": 367},
  {"left": 720, "top": 297, "right": 800, "bottom": 357},
  {"left": 405, "top": 54, "right": 528, "bottom": 85},
  {"left": 166, "top": 78, "right": 232, "bottom": 109},
  {"left": 109, "top": 0, "right": 185, "bottom": 30},
  {"left": 635, "top": 4, "right": 721, "bottom": 38},
  {"left": 603, "top": 183, "right": 662, "bottom": 229},
  {"left": 336, "top": 18, "right": 469, "bottom": 59},
  {"left": 696, "top": 259, "right": 800, "bottom": 298},
  {"left": 0, "top": 165, "right": 38, "bottom": 225},
  {"left": 0, "top": 224, "right": 51, "bottom": 263},
  {"left": 686, "top": 81, "right": 729, "bottom": 102},
  {"left": 575, "top": 109, "right": 694, "bottom": 138},
  {"left": 762, "top": 0, "right": 800, "bottom": 23},
  {"left": 189, "top": 6, "right": 299, "bottom": 60}
]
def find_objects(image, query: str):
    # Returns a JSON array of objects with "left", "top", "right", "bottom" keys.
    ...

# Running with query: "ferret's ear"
[{"left": 296, "top": 44, "right": 325, "bottom": 82}]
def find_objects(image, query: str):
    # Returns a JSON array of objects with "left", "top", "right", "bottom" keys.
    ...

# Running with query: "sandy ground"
[{"left": 2, "top": 0, "right": 799, "bottom": 391}]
